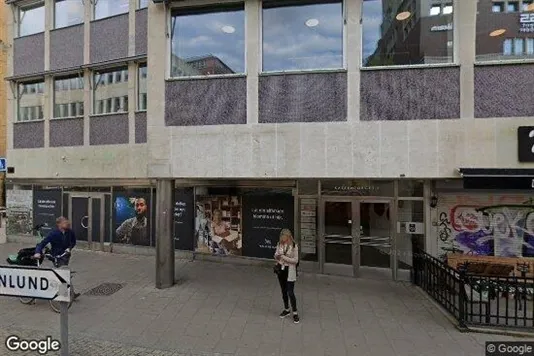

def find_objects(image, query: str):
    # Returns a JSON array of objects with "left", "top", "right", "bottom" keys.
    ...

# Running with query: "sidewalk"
[{"left": 0, "top": 243, "right": 523, "bottom": 356}]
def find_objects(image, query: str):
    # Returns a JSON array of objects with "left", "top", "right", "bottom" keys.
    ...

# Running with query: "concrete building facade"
[{"left": 4, "top": 0, "right": 534, "bottom": 286}]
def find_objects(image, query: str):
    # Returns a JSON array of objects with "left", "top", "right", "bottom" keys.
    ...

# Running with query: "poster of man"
[
  {"left": 113, "top": 191, "right": 151, "bottom": 246},
  {"left": 195, "top": 195, "right": 242, "bottom": 256}
]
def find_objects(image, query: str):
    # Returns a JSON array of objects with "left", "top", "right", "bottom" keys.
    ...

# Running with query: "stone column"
[{"left": 155, "top": 179, "right": 174, "bottom": 289}]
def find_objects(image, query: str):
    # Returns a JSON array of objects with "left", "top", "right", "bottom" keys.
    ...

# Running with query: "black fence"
[{"left": 413, "top": 249, "right": 534, "bottom": 330}]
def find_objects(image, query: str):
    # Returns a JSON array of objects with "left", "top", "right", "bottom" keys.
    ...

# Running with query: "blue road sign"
[{"left": 0, "top": 158, "right": 5, "bottom": 172}]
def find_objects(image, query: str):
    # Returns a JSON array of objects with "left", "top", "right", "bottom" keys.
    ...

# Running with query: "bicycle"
[{"left": 18, "top": 250, "right": 77, "bottom": 313}]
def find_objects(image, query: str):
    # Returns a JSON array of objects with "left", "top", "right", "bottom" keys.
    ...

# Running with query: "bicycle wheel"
[
  {"left": 19, "top": 297, "right": 35, "bottom": 305},
  {"left": 49, "top": 288, "right": 74, "bottom": 313}
]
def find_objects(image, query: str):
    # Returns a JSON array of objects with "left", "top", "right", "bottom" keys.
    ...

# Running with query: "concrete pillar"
[
  {"left": 155, "top": 179, "right": 174, "bottom": 289},
  {"left": 456, "top": 0, "right": 476, "bottom": 119},
  {"left": 346, "top": 0, "right": 362, "bottom": 121},
  {"left": 245, "top": 0, "right": 260, "bottom": 124}
]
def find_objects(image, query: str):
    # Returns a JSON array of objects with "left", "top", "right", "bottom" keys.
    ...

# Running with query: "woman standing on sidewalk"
[{"left": 274, "top": 229, "right": 299, "bottom": 324}]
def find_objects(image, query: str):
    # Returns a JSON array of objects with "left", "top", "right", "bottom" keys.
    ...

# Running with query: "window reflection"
[
  {"left": 476, "top": 0, "right": 534, "bottom": 61},
  {"left": 55, "top": 0, "right": 84, "bottom": 29},
  {"left": 19, "top": 3, "right": 45, "bottom": 36},
  {"left": 95, "top": 0, "right": 128, "bottom": 20},
  {"left": 93, "top": 68, "right": 129, "bottom": 114},
  {"left": 362, "top": 0, "right": 454, "bottom": 67},
  {"left": 18, "top": 82, "right": 45, "bottom": 122},
  {"left": 138, "top": 64, "right": 147, "bottom": 111},
  {"left": 139, "top": 0, "right": 149, "bottom": 9},
  {"left": 54, "top": 76, "right": 84, "bottom": 118},
  {"left": 262, "top": 1, "right": 343, "bottom": 72},
  {"left": 170, "top": 6, "right": 245, "bottom": 77}
]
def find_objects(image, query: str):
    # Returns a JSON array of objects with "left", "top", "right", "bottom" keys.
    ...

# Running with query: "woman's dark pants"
[{"left": 277, "top": 267, "right": 297, "bottom": 311}]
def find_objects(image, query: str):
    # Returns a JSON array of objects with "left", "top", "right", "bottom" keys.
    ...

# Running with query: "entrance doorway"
[
  {"left": 67, "top": 193, "right": 110, "bottom": 251},
  {"left": 319, "top": 198, "right": 396, "bottom": 279}
]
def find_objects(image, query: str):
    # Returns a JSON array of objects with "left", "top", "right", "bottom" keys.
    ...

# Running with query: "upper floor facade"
[{"left": 5, "top": 0, "right": 534, "bottom": 180}]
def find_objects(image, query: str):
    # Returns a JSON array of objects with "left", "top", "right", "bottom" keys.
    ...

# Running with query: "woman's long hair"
[{"left": 279, "top": 229, "right": 294, "bottom": 246}]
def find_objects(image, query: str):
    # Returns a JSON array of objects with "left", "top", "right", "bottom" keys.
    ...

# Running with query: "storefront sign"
[
  {"left": 518, "top": 126, "right": 534, "bottom": 162},
  {"left": 32, "top": 190, "right": 62, "bottom": 237},
  {"left": 242, "top": 195, "right": 294, "bottom": 259},
  {"left": 430, "top": 23, "right": 452, "bottom": 32},
  {"left": 300, "top": 199, "right": 317, "bottom": 254},
  {"left": 174, "top": 188, "right": 194, "bottom": 251},
  {"left": 520, "top": 13, "right": 534, "bottom": 33}
]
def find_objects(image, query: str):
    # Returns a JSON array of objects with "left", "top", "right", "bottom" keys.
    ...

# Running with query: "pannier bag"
[{"left": 6, "top": 247, "right": 44, "bottom": 266}]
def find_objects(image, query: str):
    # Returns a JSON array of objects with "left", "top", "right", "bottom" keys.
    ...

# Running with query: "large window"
[
  {"left": 18, "top": 82, "right": 45, "bottom": 122},
  {"left": 170, "top": 6, "right": 245, "bottom": 77},
  {"left": 476, "top": 0, "right": 534, "bottom": 61},
  {"left": 19, "top": 3, "right": 45, "bottom": 37},
  {"left": 94, "top": 0, "right": 129, "bottom": 20},
  {"left": 93, "top": 68, "right": 129, "bottom": 115},
  {"left": 362, "top": 0, "right": 454, "bottom": 67},
  {"left": 262, "top": 1, "right": 343, "bottom": 72},
  {"left": 138, "top": 64, "right": 147, "bottom": 111},
  {"left": 55, "top": 0, "right": 84, "bottom": 29},
  {"left": 54, "top": 76, "right": 84, "bottom": 118},
  {"left": 139, "top": 0, "right": 149, "bottom": 9}
]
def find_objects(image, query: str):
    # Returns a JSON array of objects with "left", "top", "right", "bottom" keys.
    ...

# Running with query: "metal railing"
[{"left": 413, "top": 249, "right": 534, "bottom": 330}]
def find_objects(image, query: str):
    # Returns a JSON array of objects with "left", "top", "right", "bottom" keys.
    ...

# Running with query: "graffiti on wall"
[{"left": 437, "top": 195, "right": 534, "bottom": 258}]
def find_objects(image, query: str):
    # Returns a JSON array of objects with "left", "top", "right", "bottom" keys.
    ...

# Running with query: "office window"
[
  {"left": 170, "top": 5, "right": 245, "bottom": 77},
  {"left": 93, "top": 68, "right": 129, "bottom": 114},
  {"left": 95, "top": 0, "right": 129, "bottom": 20},
  {"left": 492, "top": 2, "right": 505, "bottom": 12},
  {"left": 19, "top": 3, "right": 45, "bottom": 36},
  {"left": 507, "top": 1, "right": 520, "bottom": 12},
  {"left": 527, "top": 38, "right": 534, "bottom": 54},
  {"left": 262, "top": 1, "right": 343, "bottom": 72},
  {"left": 55, "top": 0, "right": 84, "bottom": 29},
  {"left": 362, "top": 0, "right": 453, "bottom": 67},
  {"left": 477, "top": 2, "right": 534, "bottom": 61},
  {"left": 54, "top": 76, "right": 84, "bottom": 118},
  {"left": 139, "top": 0, "right": 149, "bottom": 9},
  {"left": 138, "top": 64, "right": 147, "bottom": 111},
  {"left": 18, "top": 81, "right": 44, "bottom": 122},
  {"left": 430, "top": 5, "right": 440, "bottom": 16}
]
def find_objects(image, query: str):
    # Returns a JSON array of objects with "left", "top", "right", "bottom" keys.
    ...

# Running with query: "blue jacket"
[{"left": 35, "top": 228, "right": 76, "bottom": 256}]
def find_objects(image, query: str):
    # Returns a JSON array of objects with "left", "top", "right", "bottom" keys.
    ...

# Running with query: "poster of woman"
[{"left": 195, "top": 195, "right": 242, "bottom": 256}]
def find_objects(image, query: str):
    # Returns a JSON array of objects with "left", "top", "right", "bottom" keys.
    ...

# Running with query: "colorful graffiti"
[{"left": 438, "top": 195, "right": 534, "bottom": 258}]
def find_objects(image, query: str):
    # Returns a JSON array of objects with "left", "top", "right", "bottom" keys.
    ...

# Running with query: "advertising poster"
[
  {"left": 242, "top": 194, "right": 294, "bottom": 259},
  {"left": 300, "top": 198, "right": 317, "bottom": 254},
  {"left": 195, "top": 195, "right": 242, "bottom": 256},
  {"left": 112, "top": 189, "right": 151, "bottom": 246},
  {"left": 174, "top": 188, "right": 194, "bottom": 250},
  {"left": 6, "top": 188, "right": 33, "bottom": 235},
  {"left": 32, "top": 189, "right": 62, "bottom": 237}
]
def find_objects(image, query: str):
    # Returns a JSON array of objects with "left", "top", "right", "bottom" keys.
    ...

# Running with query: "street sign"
[
  {"left": 0, "top": 265, "right": 71, "bottom": 302},
  {"left": 0, "top": 158, "right": 6, "bottom": 172}
]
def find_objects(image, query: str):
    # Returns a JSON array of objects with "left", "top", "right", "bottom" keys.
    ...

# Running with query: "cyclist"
[{"left": 33, "top": 217, "right": 80, "bottom": 299}]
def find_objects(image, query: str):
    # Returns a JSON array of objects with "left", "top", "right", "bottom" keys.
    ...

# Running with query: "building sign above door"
[
  {"left": 520, "top": 13, "right": 534, "bottom": 33},
  {"left": 518, "top": 126, "right": 534, "bottom": 162},
  {"left": 430, "top": 23, "right": 453, "bottom": 32},
  {"left": 321, "top": 180, "right": 394, "bottom": 197}
]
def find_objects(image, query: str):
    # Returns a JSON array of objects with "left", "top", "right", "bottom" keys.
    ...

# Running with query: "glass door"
[
  {"left": 357, "top": 201, "right": 394, "bottom": 279},
  {"left": 68, "top": 193, "right": 107, "bottom": 251},
  {"left": 321, "top": 200, "right": 358, "bottom": 277}
]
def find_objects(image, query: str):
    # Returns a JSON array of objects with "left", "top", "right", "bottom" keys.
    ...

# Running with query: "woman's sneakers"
[
  {"left": 293, "top": 313, "right": 300, "bottom": 324},
  {"left": 279, "top": 309, "right": 291, "bottom": 318}
]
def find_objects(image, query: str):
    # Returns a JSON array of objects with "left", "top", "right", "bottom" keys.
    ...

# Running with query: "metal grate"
[{"left": 84, "top": 283, "right": 124, "bottom": 296}]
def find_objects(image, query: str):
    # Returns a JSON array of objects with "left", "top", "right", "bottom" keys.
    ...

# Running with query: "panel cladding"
[
  {"left": 13, "top": 121, "right": 44, "bottom": 149},
  {"left": 90, "top": 114, "right": 129, "bottom": 145},
  {"left": 50, "top": 118, "right": 84, "bottom": 147},
  {"left": 50, "top": 25, "right": 84, "bottom": 70},
  {"left": 259, "top": 72, "right": 347, "bottom": 123},
  {"left": 90, "top": 14, "right": 129, "bottom": 63},
  {"left": 135, "top": 112, "right": 147, "bottom": 143},
  {"left": 13, "top": 34, "right": 45, "bottom": 75},
  {"left": 360, "top": 67, "right": 460, "bottom": 121},
  {"left": 165, "top": 77, "right": 247, "bottom": 126},
  {"left": 135, "top": 9, "right": 147, "bottom": 55},
  {"left": 475, "top": 65, "right": 534, "bottom": 118}
]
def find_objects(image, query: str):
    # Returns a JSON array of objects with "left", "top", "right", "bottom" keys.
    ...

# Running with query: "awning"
[{"left": 458, "top": 168, "right": 534, "bottom": 190}]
